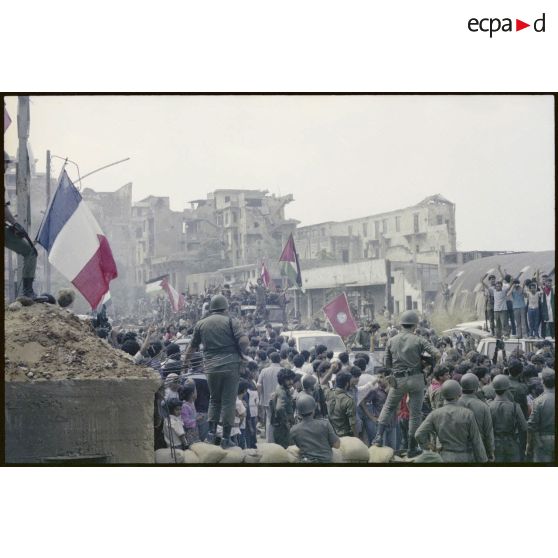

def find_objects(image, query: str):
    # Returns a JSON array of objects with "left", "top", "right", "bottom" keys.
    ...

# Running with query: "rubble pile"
[{"left": 5, "top": 303, "right": 155, "bottom": 381}]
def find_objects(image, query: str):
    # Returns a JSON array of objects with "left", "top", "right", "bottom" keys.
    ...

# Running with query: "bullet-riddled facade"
[{"left": 295, "top": 194, "right": 456, "bottom": 266}]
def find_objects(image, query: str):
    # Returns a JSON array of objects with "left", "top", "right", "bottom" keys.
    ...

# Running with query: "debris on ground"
[{"left": 4, "top": 303, "right": 157, "bottom": 382}]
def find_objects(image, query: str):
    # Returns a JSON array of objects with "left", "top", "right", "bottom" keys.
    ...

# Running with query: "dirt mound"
[{"left": 5, "top": 303, "right": 157, "bottom": 382}]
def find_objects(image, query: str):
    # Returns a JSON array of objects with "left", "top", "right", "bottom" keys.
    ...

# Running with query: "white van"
[
  {"left": 476, "top": 337, "right": 555, "bottom": 357},
  {"left": 283, "top": 330, "right": 347, "bottom": 357}
]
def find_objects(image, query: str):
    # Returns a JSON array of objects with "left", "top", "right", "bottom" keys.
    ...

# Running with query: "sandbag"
[
  {"left": 331, "top": 448, "right": 344, "bottom": 463},
  {"left": 286, "top": 445, "right": 300, "bottom": 463},
  {"left": 339, "top": 437, "right": 369, "bottom": 462},
  {"left": 190, "top": 442, "right": 227, "bottom": 464},
  {"left": 368, "top": 445, "right": 394, "bottom": 463},
  {"left": 155, "top": 448, "right": 185, "bottom": 464},
  {"left": 220, "top": 446, "right": 244, "bottom": 464},
  {"left": 243, "top": 453, "right": 262, "bottom": 464},
  {"left": 258, "top": 442, "right": 290, "bottom": 464},
  {"left": 410, "top": 450, "right": 444, "bottom": 463},
  {"left": 183, "top": 450, "right": 200, "bottom": 464}
]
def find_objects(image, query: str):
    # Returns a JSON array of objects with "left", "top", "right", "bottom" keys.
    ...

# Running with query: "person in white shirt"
[
  {"left": 230, "top": 381, "right": 249, "bottom": 448},
  {"left": 482, "top": 276, "right": 509, "bottom": 339},
  {"left": 163, "top": 400, "right": 187, "bottom": 450},
  {"left": 257, "top": 352, "right": 282, "bottom": 442}
]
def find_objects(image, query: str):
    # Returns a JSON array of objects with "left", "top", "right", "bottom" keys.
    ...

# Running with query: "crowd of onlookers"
[
  {"left": 89, "top": 291, "right": 555, "bottom": 462},
  {"left": 482, "top": 266, "right": 555, "bottom": 340}
]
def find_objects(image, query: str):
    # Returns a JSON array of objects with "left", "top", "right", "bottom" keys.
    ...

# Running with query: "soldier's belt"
[{"left": 393, "top": 369, "right": 422, "bottom": 378}]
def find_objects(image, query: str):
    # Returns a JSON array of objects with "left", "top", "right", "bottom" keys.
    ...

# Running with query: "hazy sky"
[{"left": 4, "top": 95, "right": 555, "bottom": 252}]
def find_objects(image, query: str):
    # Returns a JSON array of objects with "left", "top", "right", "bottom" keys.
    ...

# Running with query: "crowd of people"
[
  {"left": 482, "top": 265, "right": 555, "bottom": 339},
  {"left": 90, "top": 278, "right": 555, "bottom": 464}
]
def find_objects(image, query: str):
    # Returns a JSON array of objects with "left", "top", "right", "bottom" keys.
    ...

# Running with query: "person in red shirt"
[{"left": 397, "top": 396, "right": 410, "bottom": 452}]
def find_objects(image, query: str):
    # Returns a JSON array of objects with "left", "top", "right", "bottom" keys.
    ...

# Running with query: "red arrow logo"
[{"left": 516, "top": 19, "right": 530, "bottom": 31}]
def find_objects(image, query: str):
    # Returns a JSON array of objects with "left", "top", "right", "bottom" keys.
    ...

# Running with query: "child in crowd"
[
  {"left": 231, "top": 381, "right": 249, "bottom": 448},
  {"left": 163, "top": 400, "right": 187, "bottom": 450},
  {"left": 180, "top": 381, "right": 200, "bottom": 446}
]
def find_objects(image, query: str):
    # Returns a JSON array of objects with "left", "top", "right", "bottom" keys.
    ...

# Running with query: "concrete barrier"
[{"left": 5, "top": 376, "right": 161, "bottom": 464}]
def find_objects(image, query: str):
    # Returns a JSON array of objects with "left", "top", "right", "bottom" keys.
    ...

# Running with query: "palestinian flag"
[
  {"left": 146, "top": 275, "right": 185, "bottom": 313},
  {"left": 279, "top": 233, "right": 302, "bottom": 288},
  {"left": 260, "top": 262, "right": 271, "bottom": 287}
]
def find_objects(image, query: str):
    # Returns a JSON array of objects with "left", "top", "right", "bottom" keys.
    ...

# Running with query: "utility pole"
[
  {"left": 15, "top": 96, "right": 31, "bottom": 291},
  {"left": 45, "top": 149, "right": 51, "bottom": 292}
]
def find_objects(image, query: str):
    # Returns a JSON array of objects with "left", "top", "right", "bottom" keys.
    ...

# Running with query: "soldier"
[
  {"left": 270, "top": 368, "right": 296, "bottom": 448},
  {"left": 4, "top": 153, "right": 38, "bottom": 300},
  {"left": 183, "top": 294, "right": 249, "bottom": 449},
  {"left": 372, "top": 310, "right": 440, "bottom": 457},
  {"left": 289, "top": 393, "right": 340, "bottom": 463},
  {"left": 323, "top": 371, "right": 357, "bottom": 438},
  {"left": 414, "top": 380, "right": 488, "bottom": 463},
  {"left": 458, "top": 373, "right": 495, "bottom": 461},
  {"left": 488, "top": 375, "right": 528, "bottom": 463},
  {"left": 526, "top": 369, "right": 555, "bottom": 463},
  {"left": 353, "top": 322, "right": 373, "bottom": 351}
]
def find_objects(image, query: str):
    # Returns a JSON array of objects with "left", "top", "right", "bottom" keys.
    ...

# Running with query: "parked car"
[
  {"left": 283, "top": 330, "right": 347, "bottom": 357},
  {"left": 476, "top": 337, "right": 555, "bottom": 358}
]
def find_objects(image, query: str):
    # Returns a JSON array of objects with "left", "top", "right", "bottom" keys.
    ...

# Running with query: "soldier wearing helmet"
[
  {"left": 487, "top": 373, "right": 528, "bottom": 462},
  {"left": 288, "top": 393, "right": 340, "bottom": 463},
  {"left": 457, "top": 373, "right": 495, "bottom": 461},
  {"left": 372, "top": 310, "right": 440, "bottom": 457},
  {"left": 414, "top": 380, "right": 487, "bottom": 463},
  {"left": 526, "top": 368, "right": 555, "bottom": 463},
  {"left": 184, "top": 294, "right": 249, "bottom": 449}
]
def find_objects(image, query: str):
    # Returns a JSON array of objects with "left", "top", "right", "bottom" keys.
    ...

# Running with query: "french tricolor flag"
[{"left": 36, "top": 170, "right": 118, "bottom": 309}]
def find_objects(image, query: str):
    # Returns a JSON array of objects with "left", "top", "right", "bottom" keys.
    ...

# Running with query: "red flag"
[
  {"left": 260, "top": 262, "right": 270, "bottom": 287},
  {"left": 322, "top": 292, "right": 358, "bottom": 338}
]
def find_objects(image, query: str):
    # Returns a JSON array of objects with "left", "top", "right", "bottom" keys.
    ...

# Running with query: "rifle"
[{"left": 6, "top": 222, "right": 38, "bottom": 256}]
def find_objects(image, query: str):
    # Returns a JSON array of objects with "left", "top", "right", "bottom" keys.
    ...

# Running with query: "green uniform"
[
  {"left": 324, "top": 387, "right": 356, "bottom": 437},
  {"left": 271, "top": 385, "right": 295, "bottom": 448},
  {"left": 482, "top": 383, "right": 513, "bottom": 403},
  {"left": 414, "top": 401, "right": 488, "bottom": 463},
  {"left": 488, "top": 396, "right": 528, "bottom": 463},
  {"left": 191, "top": 312, "right": 244, "bottom": 429},
  {"left": 289, "top": 417, "right": 339, "bottom": 463},
  {"left": 457, "top": 394, "right": 495, "bottom": 459},
  {"left": 378, "top": 331, "right": 440, "bottom": 438},
  {"left": 527, "top": 388, "right": 555, "bottom": 463},
  {"left": 482, "top": 384, "right": 496, "bottom": 401},
  {"left": 4, "top": 225, "right": 37, "bottom": 279},
  {"left": 354, "top": 328, "right": 371, "bottom": 350}
]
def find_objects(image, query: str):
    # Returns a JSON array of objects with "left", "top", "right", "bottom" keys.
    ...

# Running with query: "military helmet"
[
  {"left": 209, "top": 294, "right": 228, "bottom": 312},
  {"left": 441, "top": 379, "right": 462, "bottom": 400},
  {"left": 296, "top": 393, "right": 316, "bottom": 416},
  {"left": 400, "top": 310, "right": 419, "bottom": 326},
  {"left": 492, "top": 374, "right": 511, "bottom": 391},
  {"left": 460, "top": 372, "right": 480, "bottom": 392}
]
